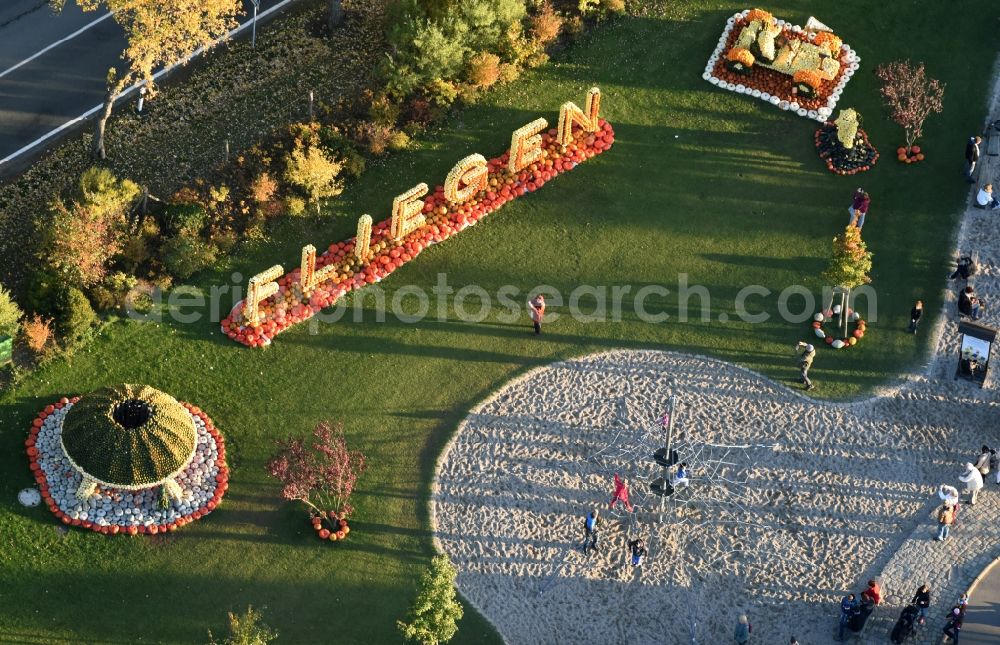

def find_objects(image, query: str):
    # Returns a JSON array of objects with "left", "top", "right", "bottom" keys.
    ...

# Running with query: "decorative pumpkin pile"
[
  {"left": 25, "top": 385, "right": 228, "bottom": 535},
  {"left": 815, "top": 122, "right": 879, "bottom": 175},
  {"left": 704, "top": 8, "right": 859, "bottom": 122},
  {"left": 221, "top": 121, "right": 615, "bottom": 347},
  {"left": 896, "top": 146, "right": 925, "bottom": 164},
  {"left": 311, "top": 510, "right": 351, "bottom": 543},
  {"left": 811, "top": 307, "right": 867, "bottom": 349}
]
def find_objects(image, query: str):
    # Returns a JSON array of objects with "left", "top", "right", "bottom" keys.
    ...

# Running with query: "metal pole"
[
  {"left": 659, "top": 395, "right": 676, "bottom": 520},
  {"left": 251, "top": 1, "right": 259, "bottom": 49}
]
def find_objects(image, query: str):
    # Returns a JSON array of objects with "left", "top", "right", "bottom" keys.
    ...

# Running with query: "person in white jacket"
[
  {"left": 959, "top": 462, "right": 984, "bottom": 505},
  {"left": 938, "top": 484, "right": 960, "bottom": 507}
]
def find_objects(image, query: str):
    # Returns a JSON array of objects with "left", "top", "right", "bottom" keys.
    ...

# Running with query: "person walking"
[
  {"left": 734, "top": 614, "right": 751, "bottom": 645},
  {"left": 849, "top": 189, "right": 871, "bottom": 229},
  {"left": 838, "top": 592, "right": 858, "bottom": 640},
  {"left": 937, "top": 501, "right": 956, "bottom": 541},
  {"left": 627, "top": 537, "right": 647, "bottom": 567},
  {"left": 943, "top": 606, "right": 963, "bottom": 642},
  {"left": 527, "top": 294, "right": 545, "bottom": 335},
  {"left": 862, "top": 579, "right": 882, "bottom": 606},
  {"left": 975, "top": 445, "right": 992, "bottom": 480},
  {"left": 913, "top": 583, "right": 931, "bottom": 625},
  {"left": 582, "top": 509, "right": 600, "bottom": 555},
  {"left": 609, "top": 473, "right": 633, "bottom": 512},
  {"left": 796, "top": 341, "right": 816, "bottom": 391},
  {"left": 966, "top": 136, "right": 982, "bottom": 182},
  {"left": 959, "top": 462, "right": 984, "bottom": 505},
  {"left": 990, "top": 448, "right": 999, "bottom": 485},
  {"left": 908, "top": 300, "right": 923, "bottom": 334}
]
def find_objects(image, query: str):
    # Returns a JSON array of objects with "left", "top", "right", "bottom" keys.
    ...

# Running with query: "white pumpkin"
[
  {"left": 813, "top": 313, "right": 824, "bottom": 322},
  {"left": 814, "top": 328, "right": 826, "bottom": 339},
  {"left": 832, "top": 339, "right": 846, "bottom": 349}
]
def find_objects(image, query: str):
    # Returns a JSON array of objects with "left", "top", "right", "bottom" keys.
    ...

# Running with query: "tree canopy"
[
  {"left": 821, "top": 224, "right": 872, "bottom": 290},
  {"left": 59, "top": 0, "right": 242, "bottom": 157}
]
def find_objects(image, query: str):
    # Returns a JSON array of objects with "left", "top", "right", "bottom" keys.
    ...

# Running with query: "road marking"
[
  {"left": 0, "top": 11, "right": 114, "bottom": 80},
  {"left": 0, "top": 0, "right": 294, "bottom": 169}
]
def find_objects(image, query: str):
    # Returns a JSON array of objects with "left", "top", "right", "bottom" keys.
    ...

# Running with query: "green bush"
[
  {"left": 55, "top": 286, "right": 97, "bottom": 344},
  {"left": 319, "top": 127, "right": 367, "bottom": 179},
  {"left": 0, "top": 283, "right": 23, "bottom": 338},
  {"left": 387, "top": 130, "right": 412, "bottom": 152},
  {"left": 23, "top": 271, "right": 61, "bottom": 318},
  {"left": 208, "top": 606, "right": 278, "bottom": 645},
  {"left": 384, "top": 0, "right": 527, "bottom": 98},
  {"left": 397, "top": 555, "right": 464, "bottom": 645},
  {"left": 161, "top": 235, "right": 218, "bottom": 280},
  {"left": 163, "top": 202, "right": 209, "bottom": 237},
  {"left": 89, "top": 272, "right": 139, "bottom": 313}
]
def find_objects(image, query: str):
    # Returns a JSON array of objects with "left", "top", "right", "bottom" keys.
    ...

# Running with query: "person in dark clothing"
[
  {"left": 912, "top": 584, "right": 931, "bottom": 625},
  {"left": 951, "top": 256, "right": 977, "bottom": 281},
  {"left": 627, "top": 537, "right": 648, "bottom": 567},
  {"left": 943, "top": 606, "right": 963, "bottom": 642},
  {"left": 838, "top": 593, "right": 858, "bottom": 640},
  {"left": 958, "top": 286, "right": 982, "bottom": 320},
  {"left": 966, "top": 136, "right": 981, "bottom": 182},
  {"left": 582, "top": 509, "right": 600, "bottom": 555},
  {"left": 908, "top": 300, "right": 923, "bottom": 334}
]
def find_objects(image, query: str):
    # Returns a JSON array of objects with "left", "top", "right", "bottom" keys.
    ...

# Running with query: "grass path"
[{"left": 0, "top": 2, "right": 996, "bottom": 642}]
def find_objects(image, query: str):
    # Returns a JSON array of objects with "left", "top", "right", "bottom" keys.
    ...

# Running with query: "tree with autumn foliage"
[
  {"left": 874, "top": 60, "right": 945, "bottom": 154},
  {"left": 265, "top": 421, "right": 367, "bottom": 524},
  {"left": 55, "top": 0, "right": 242, "bottom": 159},
  {"left": 43, "top": 167, "right": 141, "bottom": 288},
  {"left": 821, "top": 225, "right": 873, "bottom": 336}
]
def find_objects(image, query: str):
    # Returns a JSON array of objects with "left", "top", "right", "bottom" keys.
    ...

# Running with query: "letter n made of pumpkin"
[{"left": 557, "top": 87, "right": 601, "bottom": 146}]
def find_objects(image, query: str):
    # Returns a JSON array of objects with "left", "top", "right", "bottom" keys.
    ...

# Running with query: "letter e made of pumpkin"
[
  {"left": 557, "top": 87, "right": 601, "bottom": 146},
  {"left": 390, "top": 183, "right": 428, "bottom": 241},
  {"left": 243, "top": 264, "right": 283, "bottom": 326},
  {"left": 508, "top": 118, "right": 548, "bottom": 174}
]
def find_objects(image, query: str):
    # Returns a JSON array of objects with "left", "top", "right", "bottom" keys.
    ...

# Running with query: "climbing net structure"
[{"left": 583, "top": 394, "right": 814, "bottom": 586}]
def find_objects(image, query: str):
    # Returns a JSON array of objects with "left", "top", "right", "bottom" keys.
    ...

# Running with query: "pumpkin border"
[
  {"left": 810, "top": 309, "right": 867, "bottom": 349},
  {"left": 26, "top": 397, "right": 228, "bottom": 535}
]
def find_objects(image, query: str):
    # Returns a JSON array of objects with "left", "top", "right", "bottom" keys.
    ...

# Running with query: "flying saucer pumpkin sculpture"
[{"left": 25, "top": 384, "right": 228, "bottom": 535}]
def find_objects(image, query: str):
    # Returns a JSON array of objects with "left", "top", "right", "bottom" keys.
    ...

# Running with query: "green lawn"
[{"left": 1, "top": 2, "right": 996, "bottom": 643}]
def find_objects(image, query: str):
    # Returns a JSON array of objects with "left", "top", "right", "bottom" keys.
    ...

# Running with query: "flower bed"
[
  {"left": 220, "top": 120, "right": 615, "bottom": 347},
  {"left": 703, "top": 9, "right": 858, "bottom": 122},
  {"left": 26, "top": 398, "right": 228, "bottom": 535},
  {"left": 811, "top": 308, "right": 866, "bottom": 349},
  {"left": 815, "top": 122, "right": 879, "bottom": 175}
]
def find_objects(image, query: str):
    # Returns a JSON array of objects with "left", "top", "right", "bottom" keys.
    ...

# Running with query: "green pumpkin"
[{"left": 61, "top": 384, "right": 197, "bottom": 487}]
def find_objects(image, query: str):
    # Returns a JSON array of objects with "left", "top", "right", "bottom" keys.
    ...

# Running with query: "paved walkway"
[{"left": 855, "top": 107, "right": 1000, "bottom": 644}]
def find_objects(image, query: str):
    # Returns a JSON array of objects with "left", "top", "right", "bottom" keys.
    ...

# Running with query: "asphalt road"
[
  {"left": 0, "top": 0, "right": 287, "bottom": 169},
  {"left": 963, "top": 561, "right": 1000, "bottom": 644}
]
